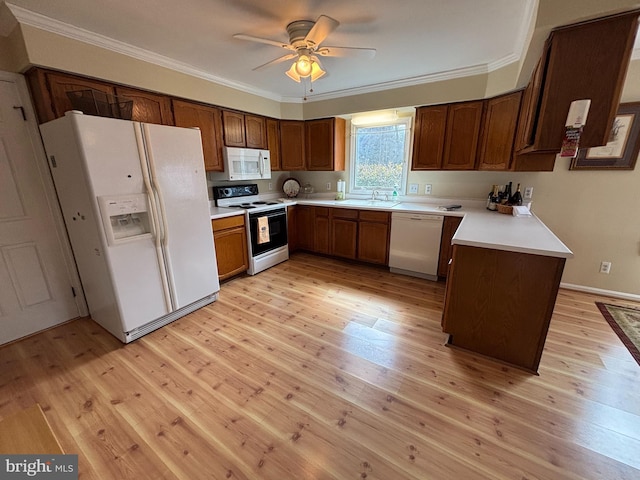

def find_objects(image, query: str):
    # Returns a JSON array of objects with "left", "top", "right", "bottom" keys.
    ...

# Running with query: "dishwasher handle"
[{"left": 392, "top": 213, "right": 444, "bottom": 222}]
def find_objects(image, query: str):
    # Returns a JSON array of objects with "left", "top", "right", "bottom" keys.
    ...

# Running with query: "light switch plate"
[{"left": 409, "top": 183, "right": 419, "bottom": 194}]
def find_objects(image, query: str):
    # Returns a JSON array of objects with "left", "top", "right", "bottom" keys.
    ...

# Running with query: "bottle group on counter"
[{"left": 486, "top": 182, "right": 523, "bottom": 211}]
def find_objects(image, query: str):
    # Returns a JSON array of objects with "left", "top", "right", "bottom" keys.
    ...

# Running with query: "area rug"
[{"left": 596, "top": 302, "right": 640, "bottom": 366}]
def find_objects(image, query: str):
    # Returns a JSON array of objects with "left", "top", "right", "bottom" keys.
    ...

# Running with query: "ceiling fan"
[{"left": 233, "top": 15, "right": 376, "bottom": 83}]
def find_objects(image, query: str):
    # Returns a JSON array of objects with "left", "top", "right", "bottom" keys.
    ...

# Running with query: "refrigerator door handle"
[
  {"left": 142, "top": 123, "right": 178, "bottom": 308},
  {"left": 134, "top": 124, "right": 174, "bottom": 312}
]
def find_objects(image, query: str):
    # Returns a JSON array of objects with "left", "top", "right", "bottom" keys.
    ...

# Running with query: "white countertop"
[{"left": 210, "top": 196, "right": 573, "bottom": 259}]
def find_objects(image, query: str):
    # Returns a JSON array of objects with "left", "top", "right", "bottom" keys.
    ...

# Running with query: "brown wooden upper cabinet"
[
  {"left": 222, "top": 110, "right": 267, "bottom": 149},
  {"left": 26, "top": 68, "right": 174, "bottom": 126},
  {"left": 476, "top": 91, "right": 522, "bottom": 170},
  {"left": 280, "top": 120, "right": 306, "bottom": 170},
  {"left": 516, "top": 10, "right": 639, "bottom": 153},
  {"left": 442, "top": 100, "right": 484, "bottom": 170},
  {"left": 114, "top": 86, "right": 174, "bottom": 125},
  {"left": 26, "top": 68, "right": 116, "bottom": 123},
  {"left": 172, "top": 99, "right": 225, "bottom": 172},
  {"left": 411, "top": 105, "right": 448, "bottom": 170},
  {"left": 305, "top": 117, "right": 346, "bottom": 171},
  {"left": 266, "top": 118, "right": 282, "bottom": 171}
]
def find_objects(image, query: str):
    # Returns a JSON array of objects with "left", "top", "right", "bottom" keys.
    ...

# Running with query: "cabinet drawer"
[
  {"left": 315, "top": 207, "right": 330, "bottom": 217},
  {"left": 359, "top": 210, "right": 390, "bottom": 223},
  {"left": 212, "top": 215, "right": 245, "bottom": 232},
  {"left": 331, "top": 208, "right": 358, "bottom": 219}
]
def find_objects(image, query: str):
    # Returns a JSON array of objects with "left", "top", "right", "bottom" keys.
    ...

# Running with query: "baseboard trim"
[{"left": 560, "top": 283, "right": 640, "bottom": 302}]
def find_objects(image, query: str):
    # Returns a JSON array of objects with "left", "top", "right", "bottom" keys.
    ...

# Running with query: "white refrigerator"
[{"left": 40, "top": 111, "right": 220, "bottom": 343}]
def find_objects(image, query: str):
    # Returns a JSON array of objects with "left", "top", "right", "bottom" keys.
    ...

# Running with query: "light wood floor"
[{"left": 1, "top": 252, "right": 639, "bottom": 479}]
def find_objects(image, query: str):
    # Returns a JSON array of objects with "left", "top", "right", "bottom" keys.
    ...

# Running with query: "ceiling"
[{"left": 0, "top": 1, "right": 635, "bottom": 103}]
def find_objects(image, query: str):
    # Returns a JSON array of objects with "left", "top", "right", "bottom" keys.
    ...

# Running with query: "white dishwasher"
[{"left": 389, "top": 212, "right": 444, "bottom": 280}]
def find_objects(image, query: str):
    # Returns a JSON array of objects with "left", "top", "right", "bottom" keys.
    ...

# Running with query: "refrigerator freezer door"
[
  {"left": 56, "top": 114, "right": 171, "bottom": 332},
  {"left": 142, "top": 123, "right": 220, "bottom": 308}
]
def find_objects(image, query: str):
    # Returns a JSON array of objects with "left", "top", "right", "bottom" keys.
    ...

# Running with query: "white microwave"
[{"left": 223, "top": 147, "right": 271, "bottom": 181}]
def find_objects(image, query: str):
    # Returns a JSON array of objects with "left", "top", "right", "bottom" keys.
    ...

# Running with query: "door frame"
[{"left": 1, "top": 70, "right": 88, "bottom": 316}]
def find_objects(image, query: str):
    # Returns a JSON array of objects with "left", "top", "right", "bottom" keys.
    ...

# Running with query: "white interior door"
[{"left": 0, "top": 73, "right": 79, "bottom": 344}]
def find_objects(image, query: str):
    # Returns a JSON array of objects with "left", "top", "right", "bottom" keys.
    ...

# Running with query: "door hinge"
[
  {"left": 13, "top": 106, "right": 26, "bottom": 121},
  {"left": 50, "top": 155, "right": 57, "bottom": 168},
  {"left": 71, "top": 286, "right": 76, "bottom": 297}
]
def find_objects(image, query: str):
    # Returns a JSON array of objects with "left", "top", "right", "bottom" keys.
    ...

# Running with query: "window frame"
[{"left": 349, "top": 116, "right": 412, "bottom": 195}]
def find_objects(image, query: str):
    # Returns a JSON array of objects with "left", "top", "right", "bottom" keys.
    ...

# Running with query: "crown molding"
[
  {"left": 5, "top": 1, "right": 551, "bottom": 105},
  {"left": 5, "top": 2, "right": 284, "bottom": 102}
]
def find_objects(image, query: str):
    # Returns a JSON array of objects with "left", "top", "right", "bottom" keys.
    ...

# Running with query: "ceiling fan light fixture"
[
  {"left": 295, "top": 54, "right": 313, "bottom": 76},
  {"left": 286, "top": 57, "right": 326, "bottom": 83}
]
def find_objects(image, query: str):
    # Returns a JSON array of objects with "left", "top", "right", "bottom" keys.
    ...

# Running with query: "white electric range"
[{"left": 213, "top": 184, "right": 289, "bottom": 275}]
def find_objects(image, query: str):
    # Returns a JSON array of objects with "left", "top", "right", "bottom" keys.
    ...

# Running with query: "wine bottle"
[
  {"left": 511, "top": 183, "right": 523, "bottom": 206},
  {"left": 488, "top": 185, "right": 499, "bottom": 211},
  {"left": 486, "top": 184, "right": 496, "bottom": 210},
  {"left": 503, "top": 182, "right": 512, "bottom": 205}
]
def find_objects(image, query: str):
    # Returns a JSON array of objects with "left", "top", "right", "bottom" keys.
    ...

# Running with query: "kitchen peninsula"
[{"left": 210, "top": 197, "right": 572, "bottom": 372}]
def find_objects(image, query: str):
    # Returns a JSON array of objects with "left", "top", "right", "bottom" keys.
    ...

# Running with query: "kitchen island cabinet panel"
[
  {"left": 442, "top": 244, "right": 565, "bottom": 372},
  {"left": 437, "top": 216, "right": 462, "bottom": 277}
]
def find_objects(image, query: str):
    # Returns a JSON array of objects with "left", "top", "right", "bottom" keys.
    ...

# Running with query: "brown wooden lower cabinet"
[
  {"left": 211, "top": 216, "right": 248, "bottom": 281},
  {"left": 314, "top": 208, "right": 331, "bottom": 254},
  {"left": 441, "top": 244, "right": 565, "bottom": 372},
  {"left": 357, "top": 211, "right": 390, "bottom": 265},
  {"left": 295, "top": 206, "right": 390, "bottom": 266},
  {"left": 330, "top": 209, "right": 358, "bottom": 260}
]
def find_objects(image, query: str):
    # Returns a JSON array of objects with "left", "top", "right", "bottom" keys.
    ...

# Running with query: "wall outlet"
[
  {"left": 424, "top": 184, "right": 432, "bottom": 195},
  {"left": 599, "top": 261, "right": 612, "bottom": 274},
  {"left": 409, "top": 183, "right": 419, "bottom": 194},
  {"left": 268, "top": 182, "right": 273, "bottom": 191},
  {"left": 326, "top": 182, "right": 331, "bottom": 190},
  {"left": 524, "top": 186, "right": 533, "bottom": 199}
]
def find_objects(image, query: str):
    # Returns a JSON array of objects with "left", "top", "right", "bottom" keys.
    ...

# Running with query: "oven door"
[{"left": 248, "top": 208, "right": 288, "bottom": 256}]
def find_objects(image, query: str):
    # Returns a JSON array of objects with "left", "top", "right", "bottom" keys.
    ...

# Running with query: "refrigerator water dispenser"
[{"left": 98, "top": 194, "right": 152, "bottom": 245}]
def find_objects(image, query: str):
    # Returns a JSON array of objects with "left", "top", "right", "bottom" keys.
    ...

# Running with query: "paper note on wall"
[{"left": 560, "top": 99, "right": 591, "bottom": 157}]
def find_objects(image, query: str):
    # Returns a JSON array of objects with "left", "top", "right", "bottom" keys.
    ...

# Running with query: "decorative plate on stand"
[{"left": 283, "top": 178, "right": 301, "bottom": 198}]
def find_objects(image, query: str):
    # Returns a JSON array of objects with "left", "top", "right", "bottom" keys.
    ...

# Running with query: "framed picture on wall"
[{"left": 570, "top": 102, "right": 640, "bottom": 170}]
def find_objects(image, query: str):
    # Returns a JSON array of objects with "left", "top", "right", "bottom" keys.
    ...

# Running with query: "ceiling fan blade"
[
  {"left": 304, "top": 15, "right": 339, "bottom": 47},
  {"left": 316, "top": 46, "right": 377, "bottom": 58},
  {"left": 233, "top": 33, "right": 294, "bottom": 50},
  {"left": 252, "top": 53, "right": 297, "bottom": 71}
]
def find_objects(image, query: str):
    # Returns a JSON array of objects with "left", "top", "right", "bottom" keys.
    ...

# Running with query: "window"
[{"left": 350, "top": 116, "right": 411, "bottom": 194}]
